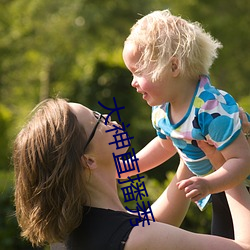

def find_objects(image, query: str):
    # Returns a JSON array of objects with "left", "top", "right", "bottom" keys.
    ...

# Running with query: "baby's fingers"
[
  {"left": 185, "top": 189, "right": 201, "bottom": 201},
  {"left": 176, "top": 179, "right": 194, "bottom": 190}
]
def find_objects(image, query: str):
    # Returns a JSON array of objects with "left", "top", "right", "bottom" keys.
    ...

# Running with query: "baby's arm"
[
  {"left": 117, "top": 136, "right": 177, "bottom": 179},
  {"left": 178, "top": 132, "right": 250, "bottom": 201}
]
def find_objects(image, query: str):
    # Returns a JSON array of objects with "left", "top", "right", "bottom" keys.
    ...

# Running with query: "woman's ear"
[
  {"left": 170, "top": 57, "right": 180, "bottom": 77},
  {"left": 82, "top": 155, "right": 97, "bottom": 169}
]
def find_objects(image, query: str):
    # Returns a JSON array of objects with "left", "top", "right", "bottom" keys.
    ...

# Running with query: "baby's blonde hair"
[{"left": 125, "top": 9, "right": 222, "bottom": 81}]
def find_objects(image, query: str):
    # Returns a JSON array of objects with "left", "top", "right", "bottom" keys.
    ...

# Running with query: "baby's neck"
[{"left": 169, "top": 77, "right": 198, "bottom": 124}]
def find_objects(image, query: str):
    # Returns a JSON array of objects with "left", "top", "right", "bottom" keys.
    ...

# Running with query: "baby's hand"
[{"left": 177, "top": 176, "right": 211, "bottom": 202}]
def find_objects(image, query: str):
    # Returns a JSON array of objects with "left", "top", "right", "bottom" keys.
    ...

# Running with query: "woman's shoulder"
[{"left": 66, "top": 206, "right": 139, "bottom": 250}]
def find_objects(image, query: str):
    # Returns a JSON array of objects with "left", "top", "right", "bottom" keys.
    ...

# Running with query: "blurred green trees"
[{"left": 0, "top": 0, "right": 249, "bottom": 249}]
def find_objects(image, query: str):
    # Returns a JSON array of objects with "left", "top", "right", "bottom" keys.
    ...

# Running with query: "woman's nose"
[{"left": 103, "top": 114, "right": 111, "bottom": 124}]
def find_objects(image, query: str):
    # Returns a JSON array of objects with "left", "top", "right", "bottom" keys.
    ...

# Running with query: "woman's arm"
[
  {"left": 151, "top": 159, "right": 192, "bottom": 227},
  {"left": 225, "top": 184, "right": 250, "bottom": 245},
  {"left": 125, "top": 183, "right": 250, "bottom": 250},
  {"left": 125, "top": 112, "right": 250, "bottom": 249}
]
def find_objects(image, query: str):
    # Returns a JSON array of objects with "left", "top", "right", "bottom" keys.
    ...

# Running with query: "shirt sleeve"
[
  {"left": 197, "top": 90, "right": 241, "bottom": 151},
  {"left": 151, "top": 105, "right": 171, "bottom": 140}
]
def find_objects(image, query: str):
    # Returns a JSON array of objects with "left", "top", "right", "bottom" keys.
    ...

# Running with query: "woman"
[{"left": 13, "top": 98, "right": 250, "bottom": 249}]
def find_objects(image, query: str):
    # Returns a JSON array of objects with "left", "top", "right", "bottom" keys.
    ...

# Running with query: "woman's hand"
[{"left": 239, "top": 107, "right": 250, "bottom": 140}]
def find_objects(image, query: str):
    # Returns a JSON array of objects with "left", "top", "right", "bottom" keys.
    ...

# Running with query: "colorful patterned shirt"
[{"left": 152, "top": 75, "right": 242, "bottom": 176}]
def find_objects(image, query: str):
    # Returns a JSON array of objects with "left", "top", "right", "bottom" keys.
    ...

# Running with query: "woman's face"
[{"left": 68, "top": 103, "right": 127, "bottom": 156}]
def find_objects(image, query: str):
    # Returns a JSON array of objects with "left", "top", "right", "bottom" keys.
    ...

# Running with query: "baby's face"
[{"left": 123, "top": 42, "right": 175, "bottom": 106}]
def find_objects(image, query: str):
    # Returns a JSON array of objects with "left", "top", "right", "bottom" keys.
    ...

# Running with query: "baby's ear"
[
  {"left": 171, "top": 57, "right": 180, "bottom": 76},
  {"left": 82, "top": 155, "right": 97, "bottom": 169}
]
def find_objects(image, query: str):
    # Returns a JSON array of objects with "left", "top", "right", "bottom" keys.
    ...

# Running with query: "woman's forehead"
[
  {"left": 68, "top": 103, "right": 94, "bottom": 132},
  {"left": 68, "top": 103, "right": 91, "bottom": 122},
  {"left": 68, "top": 103, "right": 91, "bottom": 114}
]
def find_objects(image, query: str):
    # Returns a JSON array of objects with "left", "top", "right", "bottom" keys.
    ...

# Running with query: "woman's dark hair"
[{"left": 13, "top": 98, "right": 88, "bottom": 246}]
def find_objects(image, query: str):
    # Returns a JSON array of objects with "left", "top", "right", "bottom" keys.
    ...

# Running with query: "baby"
[{"left": 122, "top": 10, "right": 250, "bottom": 211}]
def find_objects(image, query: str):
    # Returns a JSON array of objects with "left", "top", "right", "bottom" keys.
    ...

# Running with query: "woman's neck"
[{"left": 84, "top": 165, "right": 126, "bottom": 212}]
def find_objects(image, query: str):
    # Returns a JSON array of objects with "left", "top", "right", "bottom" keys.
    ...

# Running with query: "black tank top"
[{"left": 66, "top": 206, "right": 139, "bottom": 250}]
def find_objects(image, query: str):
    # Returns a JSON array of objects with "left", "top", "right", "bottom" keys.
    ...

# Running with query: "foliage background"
[{"left": 0, "top": 0, "right": 249, "bottom": 249}]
